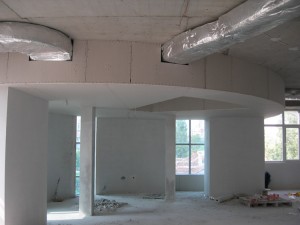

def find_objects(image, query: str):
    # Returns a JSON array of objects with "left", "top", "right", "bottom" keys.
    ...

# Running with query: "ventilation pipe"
[
  {"left": 162, "top": 0, "right": 300, "bottom": 64},
  {"left": 0, "top": 22, "right": 72, "bottom": 61}
]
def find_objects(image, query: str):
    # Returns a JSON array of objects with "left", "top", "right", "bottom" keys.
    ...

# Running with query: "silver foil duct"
[
  {"left": 162, "top": 0, "right": 300, "bottom": 64},
  {"left": 0, "top": 22, "right": 72, "bottom": 61}
]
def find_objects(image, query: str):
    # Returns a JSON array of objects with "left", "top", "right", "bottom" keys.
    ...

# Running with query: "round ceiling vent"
[{"left": 0, "top": 22, "right": 72, "bottom": 61}]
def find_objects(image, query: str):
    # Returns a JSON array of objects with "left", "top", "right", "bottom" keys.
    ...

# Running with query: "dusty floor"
[{"left": 47, "top": 191, "right": 300, "bottom": 225}]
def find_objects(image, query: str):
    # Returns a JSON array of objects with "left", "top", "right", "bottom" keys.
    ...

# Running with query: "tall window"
[
  {"left": 265, "top": 111, "right": 300, "bottom": 161},
  {"left": 75, "top": 116, "right": 81, "bottom": 196},
  {"left": 176, "top": 120, "right": 205, "bottom": 175}
]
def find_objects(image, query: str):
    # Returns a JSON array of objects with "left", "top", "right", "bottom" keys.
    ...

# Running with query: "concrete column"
[
  {"left": 79, "top": 107, "right": 96, "bottom": 216},
  {"left": 204, "top": 120, "right": 211, "bottom": 196},
  {"left": 165, "top": 115, "right": 175, "bottom": 201},
  {"left": 0, "top": 88, "right": 48, "bottom": 225}
]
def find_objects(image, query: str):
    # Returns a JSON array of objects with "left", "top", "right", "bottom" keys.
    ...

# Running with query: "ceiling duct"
[
  {"left": 162, "top": 0, "right": 300, "bottom": 64},
  {"left": 0, "top": 22, "right": 72, "bottom": 61}
]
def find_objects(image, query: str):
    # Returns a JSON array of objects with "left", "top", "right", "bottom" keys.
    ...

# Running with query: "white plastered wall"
[
  {"left": 47, "top": 113, "right": 76, "bottom": 201},
  {"left": 206, "top": 117, "right": 265, "bottom": 197},
  {"left": 265, "top": 162, "right": 300, "bottom": 190},
  {"left": 96, "top": 117, "right": 166, "bottom": 194},
  {"left": 4, "top": 88, "right": 48, "bottom": 225}
]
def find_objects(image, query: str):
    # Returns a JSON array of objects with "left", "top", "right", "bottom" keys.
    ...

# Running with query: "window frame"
[
  {"left": 176, "top": 119, "right": 205, "bottom": 175},
  {"left": 265, "top": 111, "right": 300, "bottom": 162},
  {"left": 75, "top": 116, "right": 81, "bottom": 196}
]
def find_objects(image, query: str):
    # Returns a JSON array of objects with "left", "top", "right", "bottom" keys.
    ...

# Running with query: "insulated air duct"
[
  {"left": 0, "top": 22, "right": 72, "bottom": 61},
  {"left": 162, "top": 0, "right": 300, "bottom": 64}
]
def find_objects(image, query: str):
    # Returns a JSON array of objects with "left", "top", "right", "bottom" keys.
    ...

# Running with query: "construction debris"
[
  {"left": 52, "top": 177, "right": 64, "bottom": 202},
  {"left": 143, "top": 194, "right": 164, "bottom": 199},
  {"left": 94, "top": 199, "right": 128, "bottom": 214},
  {"left": 240, "top": 194, "right": 293, "bottom": 207},
  {"left": 212, "top": 193, "right": 247, "bottom": 203},
  {"left": 288, "top": 192, "right": 300, "bottom": 197},
  {"left": 215, "top": 194, "right": 236, "bottom": 203}
]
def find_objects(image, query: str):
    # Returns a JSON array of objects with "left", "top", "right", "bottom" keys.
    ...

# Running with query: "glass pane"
[
  {"left": 191, "top": 120, "right": 205, "bottom": 144},
  {"left": 264, "top": 127, "right": 283, "bottom": 161},
  {"left": 176, "top": 120, "right": 189, "bottom": 144},
  {"left": 284, "top": 111, "right": 299, "bottom": 125},
  {"left": 264, "top": 114, "right": 282, "bottom": 125},
  {"left": 176, "top": 145, "right": 189, "bottom": 174},
  {"left": 76, "top": 144, "right": 80, "bottom": 172},
  {"left": 75, "top": 176, "right": 80, "bottom": 196},
  {"left": 76, "top": 116, "right": 81, "bottom": 142},
  {"left": 191, "top": 145, "right": 205, "bottom": 174},
  {"left": 286, "top": 128, "right": 299, "bottom": 160}
]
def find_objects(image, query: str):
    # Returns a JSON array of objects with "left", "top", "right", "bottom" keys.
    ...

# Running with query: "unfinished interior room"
[{"left": 0, "top": 0, "right": 300, "bottom": 225}]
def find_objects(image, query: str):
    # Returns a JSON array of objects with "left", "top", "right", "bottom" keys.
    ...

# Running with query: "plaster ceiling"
[
  {"left": 0, "top": 0, "right": 299, "bottom": 112},
  {"left": 0, "top": 0, "right": 246, "bottom": 42}
]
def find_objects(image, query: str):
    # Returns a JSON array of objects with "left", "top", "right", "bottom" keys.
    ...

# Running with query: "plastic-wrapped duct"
[
  {"left": 0, "top": 22, "right": 72, "bottom": 61},
  {"left": 162, "top": 0, "right": 300, "bottom": 64}
]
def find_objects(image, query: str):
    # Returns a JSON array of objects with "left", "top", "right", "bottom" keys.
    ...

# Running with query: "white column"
[
  {"left": 0, "top": 88, "right": 8, "bottom": 225},
  {"left": 79, "top": 107, "right": 95, "bottom": 216},
  {"left": 165, "top": 115, "right": 176, "bottom": 201},
  {"left": 1, "top": 88, "right": 48, "bottom": 225}
]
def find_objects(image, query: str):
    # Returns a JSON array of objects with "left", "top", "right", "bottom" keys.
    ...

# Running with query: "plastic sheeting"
[
  {"left": 162, "top": 0, "right": 300, "bottom": 64},
  {"left": 0, "top": 22, "right": 72, "bottom": 61}
]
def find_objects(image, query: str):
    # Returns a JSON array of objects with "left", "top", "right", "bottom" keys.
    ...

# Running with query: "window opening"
[
  {"left": 75, "top": 116, "right": 81, "bottom": 196},
  {"left": 264, "top": 111, "right": 300, "bottom": 161},
  {"left": 176, "top": 120, "right": 205, "bottom": 175}
]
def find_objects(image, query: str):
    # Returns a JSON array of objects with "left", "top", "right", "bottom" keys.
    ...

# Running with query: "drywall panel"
[
  {"left": 131, "top": 42, "right": 162, "bottom": 84},
  {"left": 207, "top": 117, "right": 264, "bottom": 197},
  {"left": 265, "top": 161, "right": 300, "bottom": 190},
  {"left": 131, "top": 42, "right": 205, "bottom": 88},
  {"left": 176, "top": 175, "right": 204, "bottom": 191},
  {"left": 158, "top": 61, "right": 205, "bottom": 88},
  {"left": 0, "top": 88, "right": 8, "bottom": 225},
  {"left": 5, "top": 88, "right": 48, "bottom": 225},
  {"left": 206, "top": 54, "right": 232, "bottom": 91},
  {"left": 96, "top": 118, "right": 165, "bottom": 194},
  {"left": 0, "top": 54, "right": 8, "bottom": 83},
  {"left": 232, "top": 57, "right": 268, "bottom": 98},
  {"left": 268, "top": 70, "right": 285, "bottom": 106},
  {"left": 86, "top": 41, "right": 131, "bottom": 83},
  {"left": 6, "top": 41, "right": 86, "bottom": 83},
  {"left": 47, "top": 113, "right": 76, "bottom": 201}
]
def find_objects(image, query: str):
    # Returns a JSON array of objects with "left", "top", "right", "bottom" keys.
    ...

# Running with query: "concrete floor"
[{"left": 47, "top": 192, "right": 300, "bottom": 225}]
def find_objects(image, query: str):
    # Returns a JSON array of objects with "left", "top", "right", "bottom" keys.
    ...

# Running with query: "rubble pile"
[{"left": 94, "top": 198, "right": 128, "bottom": 213}]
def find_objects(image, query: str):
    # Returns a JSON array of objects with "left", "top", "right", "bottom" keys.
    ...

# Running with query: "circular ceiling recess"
[{"left": 0, "top": 22, "right": 72, "bottom": 61}]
